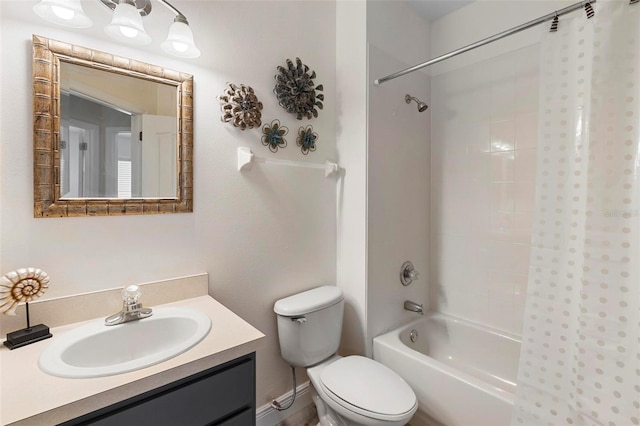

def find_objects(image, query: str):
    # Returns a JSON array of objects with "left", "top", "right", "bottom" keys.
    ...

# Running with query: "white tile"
[
  {"left": 513, "top": 288, "right": 528, "bottom": 335},
  {"left": 485, "top": 268, "right": 513, "bottom": 297},
  {"left": 466, "top": 121, "right": 492, "bottom": 154},
  {"left": 489, "top": 210, "right": 515, "bottom": 241},
  {"left": 511, "top": 243, "right": 532, "bottom": 276},
  {"left": 515, "top": 112, "right": 539, "bottom": 149},
  {"left": 487, "top": 295, "right": 514, "bottom": 332},
  {"left": 491, "top": 81, "right": 517, "bottom": 119},
  {"left": 514, "top": 180, "right": 536, "bottom": 212},
  {"left": 515, "top": 44, "right": 540, "bottom": 75},
  {"left": 513, "top": 273, "right": 529, "bottom": 299},
  {"left": 442, "top": 289, "right": 490, "bottom": 325},
  {"left": 469, "top": 292, "right": 491, "bottom": 326},
  {"left": 515, "top": 148, "right": 537, "bottom": 182},
  {"left": 515, "top": 72, "right": 539, "bottom": 114},
  {"left": 467, "top": 152, "right": 490, "bottom": 182},
  {"left": 515, "top": 44, "right": 541, "bottom": 115},
  {"left": 513, "top": 211, "right": 533, "bottom": 244},
  {"left": 484, "top": 240, "right": 518, "bottom": 270},
  {"left": 490, "top": 57, "right": 516, "bottom": 118},
  {"left": 430, "top": 45, "right": 538, "bottom": 337},
  {"left": 490, "top": 118, "right": 516, "bottom": 152},
  {"left": 490, "top": 151, "right": 516, "bottom": 182},
  {"left": 439, "top": 235, "right": 472, "bottom": 287},
  {"left": 467, "top": 191, "right": 491, "bottom": 238},
  {"left": 490, "top": 182, "right": 516, "bottom": 212}
]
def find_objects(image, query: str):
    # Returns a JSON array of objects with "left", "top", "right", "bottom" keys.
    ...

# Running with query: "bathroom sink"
[{"left": 39, "top": 307, "right": 211, "bottom": 378}]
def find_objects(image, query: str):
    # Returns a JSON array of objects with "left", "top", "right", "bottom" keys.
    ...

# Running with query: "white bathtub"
[{"left": 373, "top": 313, "right": 521, "bottom": 426}]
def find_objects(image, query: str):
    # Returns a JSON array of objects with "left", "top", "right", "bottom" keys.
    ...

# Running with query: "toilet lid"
[{"left": 320, "top": 356, "right": 416, "bottom": 417}]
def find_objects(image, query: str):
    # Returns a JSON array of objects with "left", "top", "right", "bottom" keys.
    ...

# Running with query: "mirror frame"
[{"left": 32, "top": 35, "right": 193, "bottom": 217}]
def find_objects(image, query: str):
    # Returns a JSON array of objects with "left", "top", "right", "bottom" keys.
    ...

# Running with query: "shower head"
[{"left": 405, "top": 94, "right": 428, "bottom": 112}]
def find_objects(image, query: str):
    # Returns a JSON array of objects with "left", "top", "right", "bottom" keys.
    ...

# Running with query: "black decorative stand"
[{"left": 3, "top": 302, "right": 52, "bottom": 350}]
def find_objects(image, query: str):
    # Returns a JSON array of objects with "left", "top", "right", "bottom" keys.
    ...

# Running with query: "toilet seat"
[{"left": 319, "top": 356, "right": 417, "bottom": 422}]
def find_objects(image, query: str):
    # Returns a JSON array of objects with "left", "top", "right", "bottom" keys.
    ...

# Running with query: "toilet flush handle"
[{"left": 290, "top": 315, "right": 307, "bottom": 324}]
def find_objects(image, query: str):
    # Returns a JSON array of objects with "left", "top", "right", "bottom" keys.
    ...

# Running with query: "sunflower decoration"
[
  {"left": 218, "top": 83, "right": 263, "bottom": 130},
  {"left": 296, "top": 125, "right": 318, "bottom": 155},
  {"left": 261, "top": 120, "right": 289, "bottom": 153},
  {"left": 274, "top": 57, "right": 324, "bottom": 120}
]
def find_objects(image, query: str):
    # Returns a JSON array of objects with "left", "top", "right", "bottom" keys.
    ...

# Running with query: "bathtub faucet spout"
[{"left": 404, "top": 300, "right": 423, "bottom": 315}]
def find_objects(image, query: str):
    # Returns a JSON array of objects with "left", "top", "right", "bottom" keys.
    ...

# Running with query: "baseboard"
[{"left": 256, "top": 381, "right": 313, "bottom": 426}]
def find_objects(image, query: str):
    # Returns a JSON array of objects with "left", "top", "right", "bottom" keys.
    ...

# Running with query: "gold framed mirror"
[{"left": 33, "top": 35, "right": 193, "bottom": 217}]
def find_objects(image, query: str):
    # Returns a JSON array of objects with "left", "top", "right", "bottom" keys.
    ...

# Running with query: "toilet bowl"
[
  {"left": 274, "top": 286, "right": 418, "bottom": 426},
  {"left": 308, "top": 355, "right": 417, "bottom": 426}
]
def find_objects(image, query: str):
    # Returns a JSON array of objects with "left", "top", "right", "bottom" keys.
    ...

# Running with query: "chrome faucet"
[
  {"left": 404, "top": 300, "right": 424, "bottom": 315},
  {"left": 105, "top": 285, "right": 153, "bottom": 326}
]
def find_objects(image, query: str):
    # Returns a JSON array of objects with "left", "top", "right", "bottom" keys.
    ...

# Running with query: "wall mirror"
[{"left": 33, "top": 35, "right": 193, "bottom": 217}]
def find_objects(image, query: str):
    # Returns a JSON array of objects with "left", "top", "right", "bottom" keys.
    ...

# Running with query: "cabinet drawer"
[
  {"left": 216, "top": 408, "right": 253, "bottom": 426},
  {"left": 83, "top": 358, "right": 254, "bottom": 426}
]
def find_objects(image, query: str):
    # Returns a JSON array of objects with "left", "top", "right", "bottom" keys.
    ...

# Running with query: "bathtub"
[{"left": 373, "top": 313, "right": 521, "bottom": 426}]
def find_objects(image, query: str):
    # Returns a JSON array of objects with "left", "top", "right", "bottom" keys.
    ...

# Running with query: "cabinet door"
[{"left": 75, "top": 356, "right": 255, "bottom": 426}]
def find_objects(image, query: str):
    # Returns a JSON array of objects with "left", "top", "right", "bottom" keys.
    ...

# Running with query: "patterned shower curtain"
[{"left": 512, "top": 1, "right": 640, "bottom": 425}]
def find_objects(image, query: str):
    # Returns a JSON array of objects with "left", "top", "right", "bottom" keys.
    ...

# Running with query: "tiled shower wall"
[{"left": 430, "top": 44, "right": 540, "bottom": 335}]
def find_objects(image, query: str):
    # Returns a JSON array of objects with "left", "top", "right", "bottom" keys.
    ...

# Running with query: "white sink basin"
[{"left": 39, "top": 307, "right": 211, "bottom": 378}]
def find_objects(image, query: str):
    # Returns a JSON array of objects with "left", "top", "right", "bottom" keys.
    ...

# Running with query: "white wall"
[
  {"left": 335, "top": 0, "right": 432, "bottom": 358},
  {"left": 429, "top": 0, "right": 578, "bottom": 334},
  {"left": 335, "top": 0, "right": 368, "bottom": 357},
  {"left": 366, "top": 1, "right": 430, "bottom": 353},
  {"left": 0, "top": 0, "right": 335, "bottom": 407}
]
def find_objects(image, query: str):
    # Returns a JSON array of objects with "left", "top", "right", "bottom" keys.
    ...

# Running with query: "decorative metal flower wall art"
[
  {"left": 296, "top": 125, "right": 318, "bottom": 155},
  {"left": 274, "top": 58, "right": 324, "bottom": 120},
  {"left": 218, "top": 83, "right": 263, "bottom": 130},
  {"left": 261, "top": 119, "right": 289, "bottom": 153}
]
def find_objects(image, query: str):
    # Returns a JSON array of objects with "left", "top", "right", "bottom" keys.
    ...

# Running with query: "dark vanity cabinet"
[{"left": 62, "top": 353, "right": 256, "bottom": 426}]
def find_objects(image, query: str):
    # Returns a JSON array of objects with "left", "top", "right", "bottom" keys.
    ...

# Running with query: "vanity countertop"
[{"left": 0, "top": 295, "right": 264, "bottom": 426}]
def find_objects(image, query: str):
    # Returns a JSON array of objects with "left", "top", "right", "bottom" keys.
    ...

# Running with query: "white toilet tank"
[{"left": 274, "top": 286, "right": 344, "bottom": 367}]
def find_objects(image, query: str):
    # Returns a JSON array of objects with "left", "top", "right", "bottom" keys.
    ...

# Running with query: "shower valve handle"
[
  {"left": 405, "top": 269, "right": 419, "bottom": 281},
  {"left": 400, "top": 261, "right": 419, "bottom": 286}
]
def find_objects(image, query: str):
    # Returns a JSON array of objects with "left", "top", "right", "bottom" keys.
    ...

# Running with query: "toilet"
[{"left": 274, "top": 286, "right": 417, "bottom": 426}]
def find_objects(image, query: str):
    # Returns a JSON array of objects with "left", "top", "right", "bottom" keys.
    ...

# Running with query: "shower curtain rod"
[{"left": 373, "top": 0, "right": 596, "bottom": 85}]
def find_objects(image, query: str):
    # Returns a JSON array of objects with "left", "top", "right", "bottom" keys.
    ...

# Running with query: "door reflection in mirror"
[{"left": 59, "top": 62, "right": 178, "bottom": 199}]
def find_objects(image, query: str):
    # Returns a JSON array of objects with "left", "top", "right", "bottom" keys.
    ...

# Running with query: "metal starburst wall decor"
[
  {"left": 274, "top": 58, "right": 324, "bottom": 120},
  {"left": 296, "top": 125, "right": 318, "bottom": 155},
  {"left": 261, "top": 120, "right": 289, "bottom": 153},
  {"left": 218, "top": 83, "right": 263, "bottom": 130}
]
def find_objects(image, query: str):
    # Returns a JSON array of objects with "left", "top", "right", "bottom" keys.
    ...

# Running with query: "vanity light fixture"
[
  {"left": 33, "top": 0, "right": 93, "bottom": 28},
  {"left": 33, "top": 0, "right": 201, "bottom": 58},
  {"left": 104, "top": 0, "right": 152, "bottom": 45},
  {"left": 161, "top": 14, "right": 201, "bottom": 58}
]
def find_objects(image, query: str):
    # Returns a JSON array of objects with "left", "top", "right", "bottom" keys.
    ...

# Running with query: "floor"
[
  {"left": 276, "top": 403, "right": 319, "bottom": 426},
  {"left": 274, "top": 403, "right": 438, "bottom": 425}
]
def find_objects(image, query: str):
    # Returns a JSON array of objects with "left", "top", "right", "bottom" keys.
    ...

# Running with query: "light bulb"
[
  {"left": 120, "top": 26, "right": 139, "bottom": 38},
  {"left": 51, "top": 5, "right": 74, "bottom": 20},
  {"left": 104, "top": 1, "right": 151, "bottom": 45},
  {"left": 172, "top": 42, "right": 188, "bottom": 52},
  {"left": 161, "top": 19, "right": 201, "bottom": 59},
  {"left": 33, "top": 0, "right": 92, "bottom": 28}
]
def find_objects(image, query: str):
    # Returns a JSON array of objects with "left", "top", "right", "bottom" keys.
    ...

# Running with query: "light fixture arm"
[{"left": 155, "top": 0, "right": 188, "bottom": 24}]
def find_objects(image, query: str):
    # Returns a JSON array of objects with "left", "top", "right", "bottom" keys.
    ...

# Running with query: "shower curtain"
[{"left": 512, "top": 1, "right": 640, "bottom": 425}]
